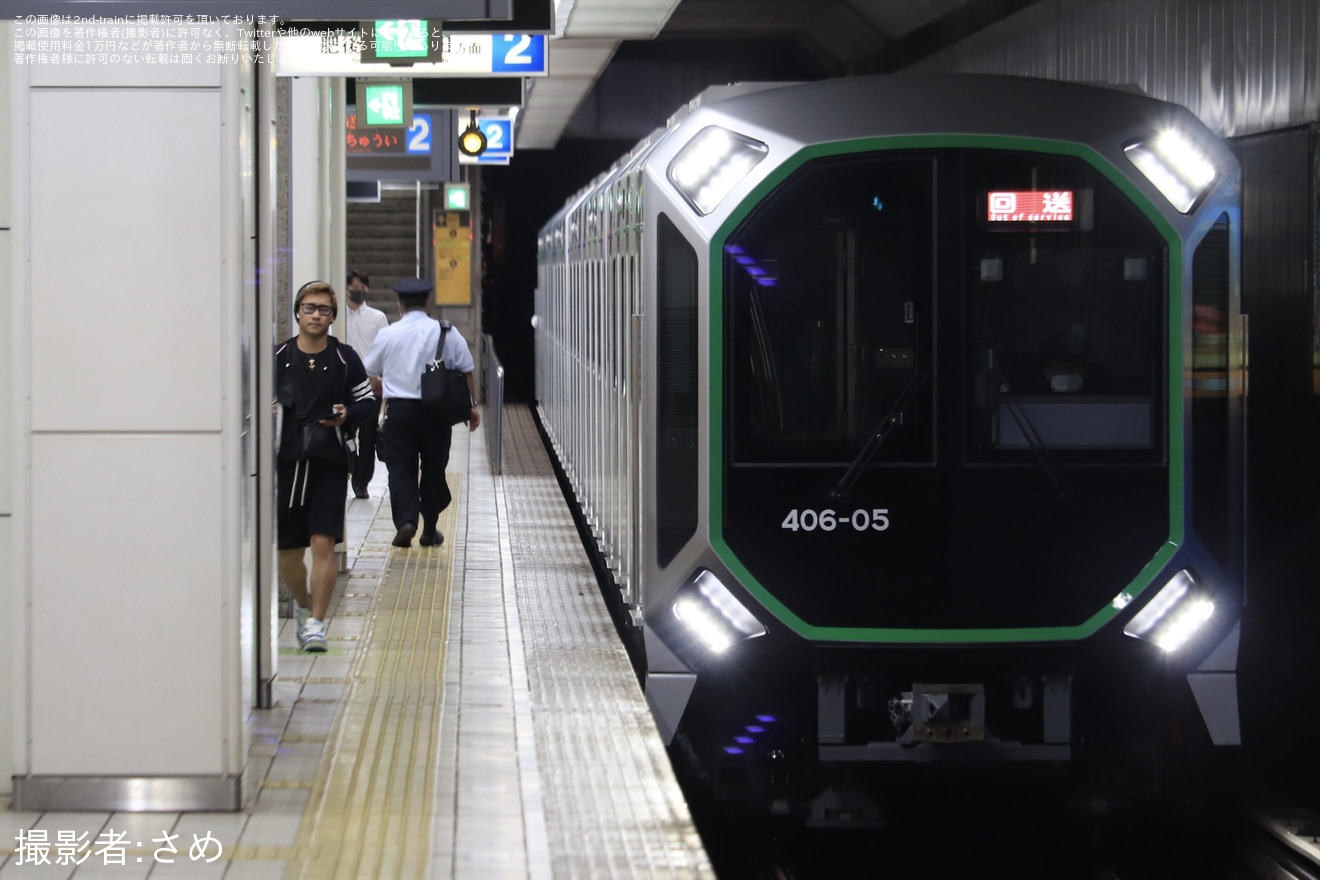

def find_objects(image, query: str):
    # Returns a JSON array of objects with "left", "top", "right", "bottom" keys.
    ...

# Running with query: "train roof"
[
  {"left": 686, "top": 73, "right": 1203, "bottom": 147},
  {"left": 540, "top": 72, "right": 1229, "bottom": 236}
]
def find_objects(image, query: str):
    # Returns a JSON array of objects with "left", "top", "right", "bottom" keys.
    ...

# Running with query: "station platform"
[{"left": 0, "top": 405, "right": 713, "bottom": 879}]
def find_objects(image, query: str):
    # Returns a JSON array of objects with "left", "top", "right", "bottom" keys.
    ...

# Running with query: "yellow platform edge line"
[{"left": 286, "top": 474, "right": 460, "bottom": 880}]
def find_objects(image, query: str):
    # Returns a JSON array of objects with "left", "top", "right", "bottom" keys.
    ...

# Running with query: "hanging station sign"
[{"left": 276, "top": 30, "right": 546, "bottom": 77}]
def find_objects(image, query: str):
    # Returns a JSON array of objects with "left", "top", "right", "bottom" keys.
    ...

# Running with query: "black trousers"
[
  {"left": 351, "top": 417, "right": 377, "bottom": 493},
  {"left": 377, "top": 399, "right": 453, "bottom": 532}
]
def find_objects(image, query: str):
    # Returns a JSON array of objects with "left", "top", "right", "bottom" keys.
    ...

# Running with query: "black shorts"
[{"left": 277, "top": 458, "right": 349, "bottom": 550}]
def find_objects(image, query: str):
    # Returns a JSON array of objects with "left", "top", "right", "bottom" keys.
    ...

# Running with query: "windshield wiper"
[
  {"left": 998, "top": 390, "right": 1076, "bottom": 499},
  {"left": 830, "top": 371, "right": 929, "bottom": 500}
]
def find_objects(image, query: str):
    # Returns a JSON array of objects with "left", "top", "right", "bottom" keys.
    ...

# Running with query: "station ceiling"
[
  {"left": 281, "top": 0, "right": 1042, "bottom": 151},
  {"left": 518, "top": 0, "right": 1045, "bottom": 148}
]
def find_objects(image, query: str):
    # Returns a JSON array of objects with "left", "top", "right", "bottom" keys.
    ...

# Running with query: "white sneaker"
[
  {"left": 302, "top": 617, "right": 327, "bottom": 653},
  {"left": 294, "top": 605, "right": 312, "bottom": 648}
]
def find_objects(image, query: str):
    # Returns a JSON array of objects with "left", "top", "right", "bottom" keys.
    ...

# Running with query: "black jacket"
[{"left": 275, "top": 335, "right": 377, "bottom": 463}]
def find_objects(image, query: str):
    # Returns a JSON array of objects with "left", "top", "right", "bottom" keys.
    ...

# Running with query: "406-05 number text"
[{"left": 781, "top": 509, "right": 890, "bottom": 532}]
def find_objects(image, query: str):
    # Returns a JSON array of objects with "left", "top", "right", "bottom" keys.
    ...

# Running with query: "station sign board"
[
  {"left": 347, "top": 107, "right": 458, "bottom": 183},
  {"left": 464, "top": 154, "right": 512, "bottom": 166},
  {"left": 458, "top": 114, "right": 514, "bottom": 165},
  {"left": 0, "top": 1, "right": 519, "bottom": 15},
  {"left": 347, "top": 111, "right": 433, "bottom": 156},
  {"left": 276, "top": 31, "right": 546, "bottom": 77}
]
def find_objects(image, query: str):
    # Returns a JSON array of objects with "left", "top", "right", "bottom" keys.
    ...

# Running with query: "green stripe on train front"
[{"left": 707, "top": 134, "right": 1184, "bottom": 643}]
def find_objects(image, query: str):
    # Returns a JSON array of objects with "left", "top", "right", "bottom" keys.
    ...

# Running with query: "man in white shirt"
[
  {"left": 343, "top": 271, "right": 390, "bottom": 498},
  {"left": 362, "top": 277, "right": 479, "bottom": 548}
]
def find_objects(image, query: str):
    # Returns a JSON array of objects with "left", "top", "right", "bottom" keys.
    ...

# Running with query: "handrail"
[{"left": 481, "top": 334, "right": 506, "bottom": 475}]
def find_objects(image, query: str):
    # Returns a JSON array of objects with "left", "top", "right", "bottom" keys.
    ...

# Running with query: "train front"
[{"left": 641, "top": 75, "right": 1244, "bottom": 812}]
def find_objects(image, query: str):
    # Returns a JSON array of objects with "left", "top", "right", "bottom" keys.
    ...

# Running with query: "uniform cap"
[{"left": 393, "top": 277, "right": 433, "bottom": 297}]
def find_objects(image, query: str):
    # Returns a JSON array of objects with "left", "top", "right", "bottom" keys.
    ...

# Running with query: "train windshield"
[
  {"left": 724, "top": 149, "right": 1166, "bottom": 468},
  {"left": 963, "top": 151, "right": 1166, "bottom": 464},
  {"left": 725, "top": 154, "right": 936, "bottom": 466}
]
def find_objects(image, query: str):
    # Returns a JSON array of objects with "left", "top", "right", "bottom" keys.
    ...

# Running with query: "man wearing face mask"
[{"left": 343, "top": 271, "right": 389, "bottom": 498}]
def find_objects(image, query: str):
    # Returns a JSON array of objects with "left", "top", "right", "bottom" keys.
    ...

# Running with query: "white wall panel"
[
  {"left": 1, "top": 22, "right": 11, "bottom": 511},
  {"left": 9, "top": 24, "right": 246, "bottom": 810},
  {"left": 30, "top": 433, "right": 225, "bottom": 775},
  {"left": 1, "top": 20, "right": 13, "bottom": 797},
  {"left": 0, "top": 22, "right": 10, "bottom": 231},
  {"left": 29, "top": 89, "right": 223, "bottom": 433},
  {"left": 29, "top": 55, "right": 221, "bottom": 89},
  {"left": 1, "top": 238, "right": 11, "bottom": 516},
  {"left": 0, "top": 517, "right": 11, "bottom": 794},
  {"left": 290, "top": 76, "right": 321, "bottom": 300},
  {"left": 1, "top": 225, "right": 9, "bottom": 791}
]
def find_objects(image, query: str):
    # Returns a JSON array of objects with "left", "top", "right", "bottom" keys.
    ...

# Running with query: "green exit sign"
[
  {"left": 374, "top": 20, "right": 427, "bottom": 58},
  {"left": 363, "top": 83, "right": 404, "bottom": 125},
  {"left": 361, "top": 19, "right": 441, "bottom": 65},
  {"left": 354, "top": 79, "right": 413, "bottom": 130},
  {"left": 444, "top": 183, "right": 471, "bottom": 211}
]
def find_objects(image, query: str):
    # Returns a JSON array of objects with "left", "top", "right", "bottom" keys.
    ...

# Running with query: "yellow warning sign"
[{"left": 433, "top": 210, "right": 471, "bottom": 306}]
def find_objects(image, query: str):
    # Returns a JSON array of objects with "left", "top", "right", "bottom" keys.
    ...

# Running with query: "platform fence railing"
[{"left": 481, "top": 334, "right": 505, "bottom": 475}]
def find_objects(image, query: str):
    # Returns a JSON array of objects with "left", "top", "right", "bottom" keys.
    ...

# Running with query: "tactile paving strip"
[
  {"left": 289, "top": 477, "right": 460, "bottom": 880},
  {"left": 498, "top": 407, "right": 713, "bottom": 878}
]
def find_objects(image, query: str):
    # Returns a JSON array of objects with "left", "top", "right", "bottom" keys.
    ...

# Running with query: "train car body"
[{"left": 535, "top": 74, "right": 1245, "bottom": 817}]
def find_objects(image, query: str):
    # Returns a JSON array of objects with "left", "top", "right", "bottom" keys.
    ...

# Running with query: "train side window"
[
  {"left": 656, "top": 213, "right": 699, "bottom": 568},
  {"left": 1191, "top": 215, "right": 1232, "bottom": 566}
]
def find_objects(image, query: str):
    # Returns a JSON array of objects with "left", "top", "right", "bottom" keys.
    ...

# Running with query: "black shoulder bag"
[
  {"left": 293, "top": 340, "right": 353, "bottom": 467},
  {"left": 421, "top": 321, "right": 473, "bottom": 426}
]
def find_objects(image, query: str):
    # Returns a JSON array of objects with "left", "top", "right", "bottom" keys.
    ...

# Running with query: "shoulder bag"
[{"left": 421, "top": 321, "right": 473, "bottom": 426}]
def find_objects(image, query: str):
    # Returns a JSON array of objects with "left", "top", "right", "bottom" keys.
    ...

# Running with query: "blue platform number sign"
[
  {"left": 407, "top": 113, "right": 432, "bottom": 154},
  {"left": 480, "top": 118, "right": 512, "bottom": 157},
  {"left": 491, "top": 34, "right": 545, "bottom": 74}
]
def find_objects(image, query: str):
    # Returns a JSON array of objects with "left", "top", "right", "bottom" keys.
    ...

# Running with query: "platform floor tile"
[{"left": 1, "top": 406, "right": 709, "bottom": 879}]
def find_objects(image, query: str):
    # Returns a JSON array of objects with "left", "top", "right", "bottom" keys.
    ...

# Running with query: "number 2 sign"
[{"left": 491, "top": 34, "right": 545, "bottom": 73}]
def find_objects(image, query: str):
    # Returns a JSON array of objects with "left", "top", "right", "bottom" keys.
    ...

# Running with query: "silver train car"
[{"left": 534, "top": 74, "right": 1244, "bottom": 816}]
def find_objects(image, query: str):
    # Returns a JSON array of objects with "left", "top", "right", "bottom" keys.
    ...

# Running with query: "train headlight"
[
  {"left": 1124, "top": 128, "right": 1218, "bottom": 213},
  {"left": 672, "top": 570, "right": 767, "bottom": 654},
  {"left": 667, "top": 126, "right": 768, "bottom": 216},
  {"left": 1122, "top": 569, "right": 1215, "bottom": 652}
]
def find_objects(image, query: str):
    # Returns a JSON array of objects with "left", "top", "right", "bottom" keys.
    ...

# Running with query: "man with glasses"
[
  {"left": 275, "top": 281, "right": 377, "bottom": 652},
  {"left": 363, "top": 277, "right": 479, "bottom": 549},
  {"left": 343, "top": 271, "right": 389, "bottom": 498}
]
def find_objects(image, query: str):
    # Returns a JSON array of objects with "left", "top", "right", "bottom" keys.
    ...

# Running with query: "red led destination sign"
[
  {"left": 346, "top": 112, "right": 403, "bottom": 154},
  {"left": 986, "top": 190, "right": 1074, "bottom": 223}
]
